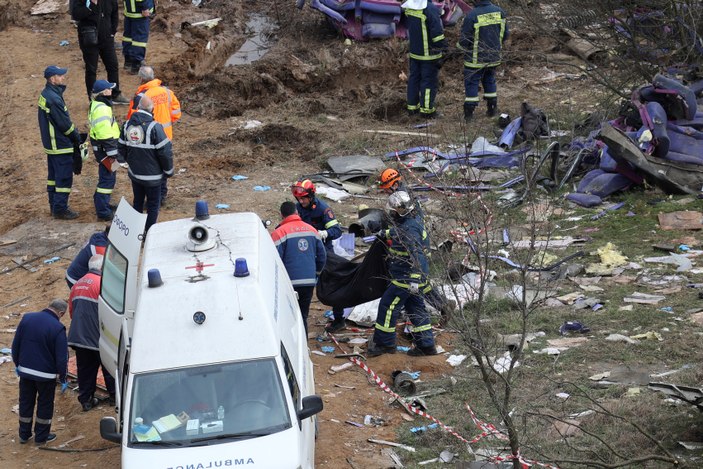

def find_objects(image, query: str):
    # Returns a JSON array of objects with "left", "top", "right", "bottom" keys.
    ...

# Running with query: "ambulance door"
[{"left": 98, "top": 198, "right": 147, "bottom": 376}]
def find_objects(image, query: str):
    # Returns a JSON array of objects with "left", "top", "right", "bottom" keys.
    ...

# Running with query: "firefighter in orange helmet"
[{"left": 379, "top": 168, "right": 404, "bottom": 193}]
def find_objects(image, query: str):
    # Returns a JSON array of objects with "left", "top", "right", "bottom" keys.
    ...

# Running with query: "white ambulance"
[{"left": 98, "top": 199, "right": 322, "bottom": 468}]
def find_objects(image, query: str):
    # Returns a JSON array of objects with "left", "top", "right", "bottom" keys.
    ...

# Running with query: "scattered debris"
[
  {"left": 623, "top": 292, "right": 666, "bottom": 304},
  {"left": 368, "top": 438, "right": 416, "bottom": 453},
  {"left": 658, "top": 211, "right": 703, "bottom": 230}
]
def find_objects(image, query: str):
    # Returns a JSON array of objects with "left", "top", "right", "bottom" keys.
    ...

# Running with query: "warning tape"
[{"left": 326, "top": 333, "right": 560, "bottom": 468}]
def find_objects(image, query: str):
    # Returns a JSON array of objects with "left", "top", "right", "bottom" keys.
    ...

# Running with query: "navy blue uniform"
[
  {"left": 296, "top": 196, "right": 344, "bottom": 323},
  {"left": 122, "top": 0, "right": 154, "bottom": 67},
  {"left": 459, "top": 0, "right": 509, "bottom": 109},
  {"left": 38, "top": 82, "right": 81, "bottom": 215},
  {"left": 373, "top": 215, "right": 434, "bottom": 349},
  {"left": 66, "top": 231, "right": 108, "bottom": 288},
  {"left": 12, "top": 308, "right": 68, "bottom": 443},
  {"left": 118, "top": 109, "right": 174, "bottom": 232},
  {"left": 404, "top": 2, "right": 446, "bottom": 117}
]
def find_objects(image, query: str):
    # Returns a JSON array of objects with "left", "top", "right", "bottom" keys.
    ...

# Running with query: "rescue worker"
[
  {"left": 271, "top": 201, "right": 327, "bottom": 335},
  {"left": 459, "top": 0, "right": 509, "bottom": 121},
  {"left": 118, "top": 95, "right": 174, "bottom": 233},
  {"left": 68, "top": 255, "right": 116, "bottom": 410},
  {"left": 38, "top": 65, "right": 83, "bottom": 220},
  {"left": 88, "top": 80, "right": 121, "bottom": 221},
  {"left": 122, "top": 0, "right": 154, "bottom": 74},
  {"left": 291, "top": 179, "right": 346, "bottom": 332},
  {"left": 65, "top": 226, "right": 110, "bottom": 289},
  {"left": 368, "top": 191, "right": 438, "bottom": 357},
  {"left": 71, "top": 0, "right": 130, "bottom": 103},
  {"left": 127, "top": 66, "right": 182, "bottom": 205},
  {"left": 12, "top": 299, "right": 69, "bottom": 445},
  {"left": 378, "top": 168, "right": 452, "bottom": 326},
  {"left": 402, "top": 0, "right": 447, "bottom": 119}
]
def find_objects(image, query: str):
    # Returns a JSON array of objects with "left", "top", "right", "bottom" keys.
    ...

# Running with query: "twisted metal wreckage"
[{"left": 296, "top": 0, "right": 469, "bottom": 40}]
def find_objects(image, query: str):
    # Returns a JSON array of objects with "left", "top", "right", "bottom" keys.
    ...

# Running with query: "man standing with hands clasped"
[{"left": 12, "top": 299, "right": 69, "bottom": 445}]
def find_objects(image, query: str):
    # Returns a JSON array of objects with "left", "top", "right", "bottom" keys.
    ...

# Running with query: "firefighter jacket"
[
  {"left": 296, "top": 197, "right": 343, "bottom": 249},
  {"left": 38, "top": 83, "right": 80, "bottom": 155},
  {"left": 404, "top": 2, "right": 447, "bottom": 61},
  {"left": 118, "top": 109, "right": 174, "bottom": 187},
  {"left": 72, "top": 0, "right": 119, "bottom": 40},
  {"left": 89, "top": 96, "right": 120, "bottom": 164},
  {"left": 459, "top": 0, "right": 509, "bottom": 68},
  {"left": 126, "top": 79, "right": 181, "bottom": 140},
  {"left": 123, "top": 0, "right": 154, "bottom": 18},
  {"left": 68, "top": 270, "right": 102, "bottom": 351},
  {"left": 383, "top": 214, "right": 430, "bottom": 287},
  {"left": 12, "top": 309, "right": 67, "bottom": 382},
  {"left": 271, "top": 214, "right": 327, "bottom": 287},
  {"left": 66, "top": 231, "right": 108, "bottom": 286}
]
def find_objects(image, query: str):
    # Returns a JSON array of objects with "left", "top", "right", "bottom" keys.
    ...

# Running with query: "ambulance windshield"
[{"left": 128, "top": 359, "right": 291, "bottom": 446}]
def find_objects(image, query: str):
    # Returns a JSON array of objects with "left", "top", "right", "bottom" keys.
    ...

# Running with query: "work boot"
[
  {"left": 54, "top": 208, "right": 79, "bottom": 220},
  {"left": 19, "top": 435, "right": 33, "bottom": 444},
  {"left": 486, "top": 98, "right": 498, "bottom": 117},
  {"left": 81, "top": 397, "right": 100, "bottom": 412},
  {"left": 97, "top": 212, "right": 114, "bottom": 222},
  {"left": 324, "top": 318, "right": 346, "bottom": 333},
  {"left": 112, "top": 94, "right": 130, "bottom": 105},
  {"left": 366, "top": 342, "right": 397, "bottom": 357},
  {"left": 129, "top": 63, "right": 140, "bottom": 75},
  {"left": 407, "top": 345, "right": 438, "bottom": 356},
  {"left": 463, "top": 104, "right": 476, "bottom": 122},
  {"left": 35, "top": 433, "right": 56, "bottom": 446}
]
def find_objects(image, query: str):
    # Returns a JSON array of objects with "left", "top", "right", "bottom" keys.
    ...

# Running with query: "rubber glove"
[
  {"left": 318, "top": 230, "right": 328, "bottom": 242},
  {"left": 60, "top": 381, "right": 68, "bottom": 394},
  {"left": 409, "top": 283, "right": 420, "bottom": 294}
]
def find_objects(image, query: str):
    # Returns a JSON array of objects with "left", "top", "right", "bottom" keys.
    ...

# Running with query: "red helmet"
[
  {"left": 291, "top": 179, "right": 316, "bottom": 198},
  {"left": 379, "top": 168, "right": 401, "bottom": 190}
]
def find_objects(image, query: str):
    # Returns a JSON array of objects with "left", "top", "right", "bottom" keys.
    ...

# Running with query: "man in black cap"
[
  {"left": 71, "top": 0, "right": 130, "bottom": 104},
  {"left": 38, "top": 65, "right": 82, "bottom": 220}
]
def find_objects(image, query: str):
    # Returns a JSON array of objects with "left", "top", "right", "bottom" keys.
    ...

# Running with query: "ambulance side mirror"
[
  {"left": 297, "top": 395, "right": 323, "bottom": 421},
  {"left": 100, "top": 416, "right": 122, "bottom": 443}
]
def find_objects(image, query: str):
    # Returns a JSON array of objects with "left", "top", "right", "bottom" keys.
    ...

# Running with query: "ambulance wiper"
[
  {"left": 132, "top": 440, "right": 187, "bottom": 447},
  {"left": 189, "top": 431, "right": 270, "bottom": 443}
]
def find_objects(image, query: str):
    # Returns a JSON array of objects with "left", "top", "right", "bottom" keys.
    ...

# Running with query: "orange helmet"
[
  {"left": 291, "top": 179, "right": 316, "bottom": 198},
  {"left": 379, "top": 168, "right": 401, "bottom": 190}
]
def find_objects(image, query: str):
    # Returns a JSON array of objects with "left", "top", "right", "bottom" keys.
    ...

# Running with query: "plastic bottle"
[
  {"left": 217, "top": 405, "right": 225, "bottom": 420},
  {"left": 133, "top": 417, "right": 149, "bottom": 435}
]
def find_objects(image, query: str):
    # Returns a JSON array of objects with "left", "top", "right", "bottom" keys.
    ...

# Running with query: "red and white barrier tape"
[{"left": 326, "top": 333, "right": 559, "bottom": 468}]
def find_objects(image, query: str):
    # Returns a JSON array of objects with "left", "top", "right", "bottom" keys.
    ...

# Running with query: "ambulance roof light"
[
  {"left": 195, "top": 200, "right": 210, "bottom": 220},
  {"left": 148, "top": 269, "right": 163, "bottom": 288},
  {"left": 234, "top": 258, "right": 250, "bottom": 277}
]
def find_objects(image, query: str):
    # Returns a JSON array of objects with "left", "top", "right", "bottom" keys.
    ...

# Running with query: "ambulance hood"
[{"left": 122, "top": 428, "right": 303, "bottom": 469}]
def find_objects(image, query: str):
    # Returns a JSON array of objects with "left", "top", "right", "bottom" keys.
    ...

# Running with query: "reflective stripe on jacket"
[
  {"left": 459, "top": 0, "right": 509, "bottom": 68},
  {"left": 127, "top": 79, "right": 181, "bottom": 140},
  {"left": 271, "top": 214, "right": 327, "bottom": 287},
  {"left": 118, "top": 110, "right": 174, "bottom": 187},
  {"left": 404, "top": 3, "right": 446, "bottom": 61},
  {"left": 123, "top": 0, "right": 154, "bottom": 18},
  {"left": 12, "top": 309, "right": 67, "bottom": 382},
  {"left": 38, "top": 83, "right": 79, "bottom": 155},
  {"left": 384, "top": 215, "right": 429, "bottom": 285},
  {"left": 66, "top": 232, "right": 108, "bottom": 286},
  {"left": 68, "top": 271, "right": 102, "bottom": 350},
  {"left": 89, "top": 98, "right": 121, "bottom": 159}
]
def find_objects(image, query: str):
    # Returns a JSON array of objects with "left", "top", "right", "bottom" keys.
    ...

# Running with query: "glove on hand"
[
  {"left": 60, "top": 381, "right": 68, "bottom": 394},
  {"left": 409, "top": 282, "right": 420, "bottom": 294},
  {"left": 72, "top": 148, "right": 83, "bottom": 175},
  {"left": 318, "top": 230, "right": 328, "bottom": 242}
]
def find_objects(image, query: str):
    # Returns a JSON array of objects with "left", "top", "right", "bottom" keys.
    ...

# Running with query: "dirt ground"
[{"left": 0, "top": 1, "right": 606, "bottom": 467}]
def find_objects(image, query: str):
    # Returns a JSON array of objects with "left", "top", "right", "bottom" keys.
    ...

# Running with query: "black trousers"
[
  {"left": 294, "top": 285, "right": 315, "bottom": 335},
  {"left": 74, "top": 347, "right": 115, "bottom": 404},
  {"left": 19, "top": 378, "right": 56, "bottom": 442},
  {"left": 79, "top": 37, "right": 121, "bottom": 99}
]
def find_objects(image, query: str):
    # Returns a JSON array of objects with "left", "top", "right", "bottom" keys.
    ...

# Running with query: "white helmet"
[{"left": 386, "top": 191, "right": 415, "bottom": 217}]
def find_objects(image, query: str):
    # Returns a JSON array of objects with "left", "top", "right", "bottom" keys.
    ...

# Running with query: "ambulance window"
[
  {"left": 281, "top": 345, "right": 300, "bottom": 406},
  {"left": 101, "top": 244, "right": 127, "bottom": 314}
]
